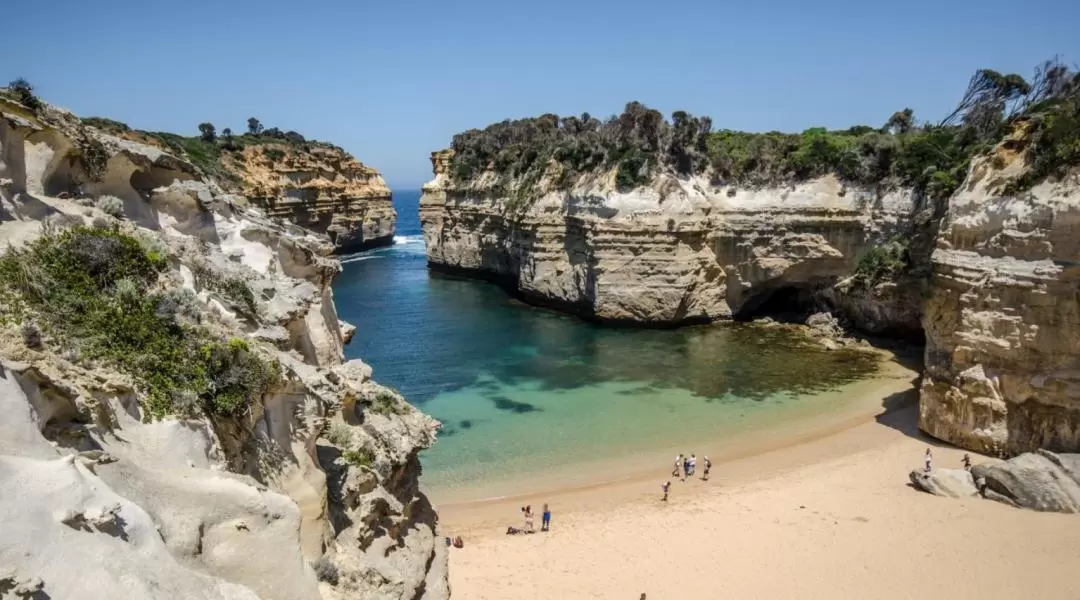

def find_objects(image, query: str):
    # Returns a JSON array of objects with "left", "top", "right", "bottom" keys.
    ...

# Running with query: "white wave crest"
[
  {"left": 394, "top": 234, "right": 424, "bottom": 245},
  {"left": 340, "top": 255, "right": 384, "bottom": 264}
]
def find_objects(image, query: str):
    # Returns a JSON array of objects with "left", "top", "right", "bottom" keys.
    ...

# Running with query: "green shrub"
[
  {"left": 0, "top": 226, "right": 279, "bottom": 420},
  {"left": 369, "top": 390, "right": 410, "bottom": 416},
  {"left": 853, "top": 237, "right": 910, "bottom": 285},
  {"left": 82, "top": 117, "right": 131, "bottom": 134},
  {"left": 325, "top": 420, "right": 354, "bottom": 447},
  {"left": 342, "top": 447, "right": 374, "bottom": 469}
]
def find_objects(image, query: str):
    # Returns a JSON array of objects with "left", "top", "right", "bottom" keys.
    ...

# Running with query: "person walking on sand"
[
  {"left": 661, "top": 481, "right": 671, "bottom": 502},
  {"left": 683, "top": 454, "right": 691, "bottom": 480},
  {"left": 962, "top": 453, "right": 972, "bottom": 471},
  {"left": 702, "top": 456, "right": 712, "bottom": 481},
  {"left": 673, "top": 454, "right": 683, "bottom": 478},
  {"left": 924, "top": 448, "right": 933, "bottom": 472},
  {"left": 689, "top": 454, "right": 697, "bottom": 477},
  {"left": 541, "top": 503, "right": 551, "bottom": 532}
]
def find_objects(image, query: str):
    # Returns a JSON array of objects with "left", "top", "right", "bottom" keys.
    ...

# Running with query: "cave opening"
[{"left": 734, "top": 285, "right": 820, "bottom": 323}]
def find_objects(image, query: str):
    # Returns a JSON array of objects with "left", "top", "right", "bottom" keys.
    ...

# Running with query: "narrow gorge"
[
  {"left": 421, "top": 64, "right": 1080, "bottom": 458},
  {"left": 1, "top": 93, "right": 445, "bottom": 599}
]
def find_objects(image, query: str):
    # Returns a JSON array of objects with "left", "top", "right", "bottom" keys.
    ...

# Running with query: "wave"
[
  {"left": 394, "top": 234, "right": 424, "bottom": 245},
  {"left": 340, "top": 255, "right": 384, "bottom": 264}
]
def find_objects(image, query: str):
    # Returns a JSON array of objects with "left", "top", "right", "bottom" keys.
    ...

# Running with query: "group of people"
[
  {"left": 661, "top": 453, "right": 711, "bottom": 501},
  {"left": 506, "top": 503, "right": 551, "bottom": 535}
]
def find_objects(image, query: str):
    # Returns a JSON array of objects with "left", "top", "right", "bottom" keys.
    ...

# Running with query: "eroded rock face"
[
  {"left": 0, "top": 101, "right": 447, "bottom": 600},
  {"left": 420, "top": 150, "right": 921, "bottom": 326},
  {"left": 920, "top": 151, "right": 1080, "bottom": 455},
  {"left": 228, "top": 144, "right": 395, "bottom": 253}
]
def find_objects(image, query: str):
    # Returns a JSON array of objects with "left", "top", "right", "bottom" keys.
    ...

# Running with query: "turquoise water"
[{"left": 334, "top": 191, "right": 879, "bottom": 495}]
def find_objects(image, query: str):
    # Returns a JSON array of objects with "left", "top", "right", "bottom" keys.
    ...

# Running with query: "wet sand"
[{"left": 436, "top": 354, "right": 1080, "bottom": 599}]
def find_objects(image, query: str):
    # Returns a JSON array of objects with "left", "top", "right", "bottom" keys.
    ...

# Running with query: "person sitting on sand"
[
  {"left": 506, "top": 526, "right": 521, "bottom": 535},
  {"left": 661, "top": 480, "right": 671, "bottom": 502},
  {"left": 924, "top": 448, "right": 933, "bottom": 472},
  {"left": 541, "top": 503, "right": 551, "bottom": 532},
  {"left": 703, "top": 456, "right": 711, "bottom": 481}
]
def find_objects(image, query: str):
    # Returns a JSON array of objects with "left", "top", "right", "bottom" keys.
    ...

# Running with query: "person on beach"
[
  {"left": 661, "top": 480, "right": 671, "bottom": 502},
  {"left": 673, "top": 454, "right": 683, "bottom": 478},
  {"left": 523, "top": 505, "right": 535, "bottom": 533},
  {"left": 924, "top": 448, "right": 933, "bottom": 472},
  {"left": 683, "top": 454, "right": 691, "bottom": 480},
  {"left": 689, "top": 454, "right": 697, "bottom": 477},
  {"left": 541, "top": 504, "right": 551, "bottom": 532},
  {"left": 702, "top": 456, "right": 711, "bottom": 481},
  {"left": 962, "top": 453, "right": 972, "bottom": 471}
]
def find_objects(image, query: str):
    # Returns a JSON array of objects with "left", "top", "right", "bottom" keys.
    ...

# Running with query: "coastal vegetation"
[
  {"left": 80, "top": 112, "right": 345, "bottom": 185},
  {"left": 0, "top": 224, "right": 280, "bottom": 419},
  {"left": 446, "top": 59, "right": 1080, "bottom": 205}
]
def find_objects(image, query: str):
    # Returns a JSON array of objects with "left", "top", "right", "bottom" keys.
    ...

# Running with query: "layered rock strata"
[
  {"left": 920, "top": 149, "right": 1080, "bottom": 455},
  {"left": 420, "top": 150, "right": 922, "bottom": 328},
  {"left": 0, "top": 98, "right": 447, "bottom": 600},
  {"left": 227, "top": 144, "right": 395, "bottom": 253}
]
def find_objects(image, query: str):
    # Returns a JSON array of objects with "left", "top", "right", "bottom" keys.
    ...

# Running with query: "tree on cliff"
[
  {"left": 884, "top": 108, "right": 914, "bottom": 134},
  {"left": 6, "top": 77, "right": 42, "bottom": 111},
  {"left": 247, "top": 117, "right": 263, "bottom": 136},
  {"left": 198, "top": 122, "right": 216, "bottom": 142}
]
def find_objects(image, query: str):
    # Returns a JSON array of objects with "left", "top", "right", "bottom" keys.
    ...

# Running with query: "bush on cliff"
[
  {"left": 446, "top": 58, "right": 1080, "bottom": 204},
  {"left": 5, "top": 78, "right": 43, "bottom": 112},
  {"left": 0, "top": 225, "right": 280, "bottom": 419}
]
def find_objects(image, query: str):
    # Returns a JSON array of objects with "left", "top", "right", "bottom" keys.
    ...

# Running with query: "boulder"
[
  {"left": 909, "top": 468, "right": 979, "bottom": 498},
  {"left": 971, "top": 451, "right": 1080, "bottom": 513}
]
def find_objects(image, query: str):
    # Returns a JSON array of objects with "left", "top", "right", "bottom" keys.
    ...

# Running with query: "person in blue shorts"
[{"left": 541, "top": 503, "right": 551, "bottom": 531}]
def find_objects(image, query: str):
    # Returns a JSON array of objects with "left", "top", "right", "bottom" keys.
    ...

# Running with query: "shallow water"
[{"left": 334, "top": 191, "right": 879, "bottom": 494}]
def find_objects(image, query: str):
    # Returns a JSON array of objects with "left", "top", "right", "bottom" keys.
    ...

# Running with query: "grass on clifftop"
[
  {"left": 447, "top": 58, "right": 1080, "bottom": 208},
  {"left": 0, "top": 224, "right": 280, "bottom": 419}
]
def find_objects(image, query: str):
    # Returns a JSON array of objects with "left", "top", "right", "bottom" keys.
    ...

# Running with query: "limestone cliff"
[
  {"left": 919, "top": 139, "right": 1080, "bottom": 455},
  {"left": 223, "top": 143, "right": 395, "bottom": 253},
  {"left": 420, "top": 149, "right": 923, "bottom": 329},
  {"left": 0, "top": 97, "right": 447, "bottom": 600}
]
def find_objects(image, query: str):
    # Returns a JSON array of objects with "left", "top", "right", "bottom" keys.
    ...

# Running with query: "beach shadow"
[{"left": 874, "top": 385, "right": 955, "bottom": 450}]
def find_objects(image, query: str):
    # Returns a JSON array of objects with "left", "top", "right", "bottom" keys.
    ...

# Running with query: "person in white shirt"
[
  {"left": 924, "top": 448, "right": 933, "bottom": 472},
  {"left": 689, "top": 454, "right": 697, "bottom": 477},
  {"left": 672, "top": 454, "right": 682, "bottom": 478}
]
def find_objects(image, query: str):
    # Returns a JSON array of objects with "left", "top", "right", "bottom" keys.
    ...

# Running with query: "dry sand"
[{"left": 437, "top": 357, "right": 1080, "bottom": 599}]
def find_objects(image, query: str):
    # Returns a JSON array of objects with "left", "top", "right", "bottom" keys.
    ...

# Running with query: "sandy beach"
[{"left": 436, "top": 355, "right": 1080, "bottom": 599}]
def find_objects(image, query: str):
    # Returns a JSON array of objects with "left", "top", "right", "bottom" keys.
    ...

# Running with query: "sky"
[{"left": 6, "top": 0, "right": 1079, "bottom": 189}]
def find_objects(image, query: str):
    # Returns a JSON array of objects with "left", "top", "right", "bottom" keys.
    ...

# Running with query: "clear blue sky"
[{"left": 7, "top": 0, "right": 1079, "bottom": 189}]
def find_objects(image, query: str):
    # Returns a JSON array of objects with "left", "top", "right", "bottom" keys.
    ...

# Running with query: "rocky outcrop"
[
  {"left": 973, "top": 451, "right": 1080, "bottom": 512},
  {"left": 420, "top": 150, "right": 922, "bottom": 326},
  {"left": 920, "top": 145, "right": 1080, "bottom": 455},
  {"left": 225, "top": 144, "right": 395, "bottom": 253},
  {"left": 0, "top": 98, "right": 447, "bottom": 600},
  {"left": 909, "top": 468, "right": 979, "bottom": 498},
  {"left": 912, "top": 450, "right": 1080, "bottom": 513}
]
